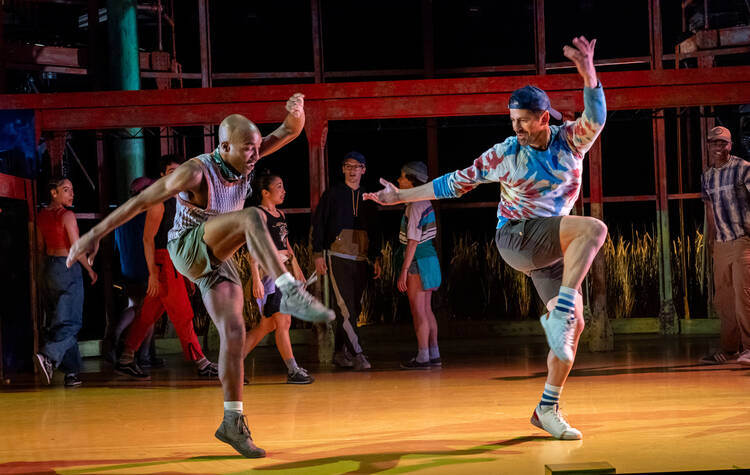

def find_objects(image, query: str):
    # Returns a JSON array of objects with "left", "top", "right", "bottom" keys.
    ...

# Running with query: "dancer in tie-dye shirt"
[{"left": 365, "top": 36, "right": 606, "bottom": 441}]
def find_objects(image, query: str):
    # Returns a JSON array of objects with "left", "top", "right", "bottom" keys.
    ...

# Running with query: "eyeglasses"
[{"left": 343, "top": 164, "right": 364, "bottom": 170}]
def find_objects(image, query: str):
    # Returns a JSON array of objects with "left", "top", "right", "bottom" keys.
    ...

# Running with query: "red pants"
[{"left": 124, "top": 249, "right": 205, "bottom": 361}]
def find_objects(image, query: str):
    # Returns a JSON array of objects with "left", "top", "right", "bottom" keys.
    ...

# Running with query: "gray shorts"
[
  {"left": 166, "top": 222, "right": 241, "bottom": 296},
  {"left": 495, "top": 216, "right": 568, "bottom": 305}
]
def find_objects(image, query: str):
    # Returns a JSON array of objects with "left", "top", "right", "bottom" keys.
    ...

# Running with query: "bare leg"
[
  {"left": 272, "top": 313, "right": 294, "bottom": 361},
  {"left": 422, "top": 290, "right": 438, "bottom": 348},
  {"left": 202, "top": 280, "right": 245, "bottom": 402},
  {"left": 243, "top": 317, "right": 276, "bottom": 359},
  {"left": 407, "top": 274, "right": 430, "bottom": 351},
  {"left": 559, "top": 216, "right": 608, "bottom": 289}
]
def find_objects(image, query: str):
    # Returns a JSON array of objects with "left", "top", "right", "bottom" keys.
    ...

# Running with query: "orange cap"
[{"left": 707, "top": 126, "right": 731, "bottom": 143}]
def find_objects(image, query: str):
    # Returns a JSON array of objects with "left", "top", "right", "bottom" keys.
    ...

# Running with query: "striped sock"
[
  {"left": 539, "top": 383, "right": 562, "bottom": 408},
  {"left": 554, "top": 286, "right": 578, "bottom": 317},
  {"left": 195, "top": 356, "right": 210, "bottom": 370}
]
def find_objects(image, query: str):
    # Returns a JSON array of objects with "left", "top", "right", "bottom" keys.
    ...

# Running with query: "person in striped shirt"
[
  {"left": 365, "top": 36, "right": 606, "bottom": 440},
  {"left": 700, "top": 126, "right": 750, "bottom": 367},
  {"left": 394, "top": 161, "right": 442, "bottom": 370}
]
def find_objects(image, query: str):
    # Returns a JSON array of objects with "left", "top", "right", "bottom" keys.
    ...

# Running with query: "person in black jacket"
[{"left": 312, "top": 151, "right": 381, "bottom": 370}]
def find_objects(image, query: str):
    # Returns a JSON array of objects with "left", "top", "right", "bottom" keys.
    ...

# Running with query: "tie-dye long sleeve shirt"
[{"left": 432, "top": 84, "right": 606, "bottom": 229}]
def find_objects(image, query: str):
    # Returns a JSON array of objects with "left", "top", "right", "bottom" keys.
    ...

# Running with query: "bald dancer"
[{"left": 67, "top": 93, "right": 334, "bottom": 458}]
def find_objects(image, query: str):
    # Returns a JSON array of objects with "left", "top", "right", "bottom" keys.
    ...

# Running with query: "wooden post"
[
  {"left": 676, "top": 109, "right": 690, "bottom": 319},
  {"left": 306, "top": 115, "right": 333, "bottom": 365},
  {"left": 87, "top": 0, "right": 102, "bottom": 90},
  {"left": 649, "top": 0, "right": 663, "bottom": 71},
  {"left": 311, "top": 0, "right": 324, "bottom": 84},
  {"left": 28, "top": 179, "right": 40, "bottom": 381},
  {"left": 586, "top": 138, "right": 613, "bottom": 351},
  {"left": 96, "top": 133, "right": 115, "bottom": 349},
  {"left": 198, "top": 0, "right": 214, "bottom": 152},
  {"left": 45, "top": 132, "right": 67, "bottom": 177},
  {"left": 700, "top": 107, "right": 718, "bottom": 319},
  {"left": 422, "top": 0, "right": 442, "bottom": 266},
  {"left": 534, "top": 0, "right": 546, "bottom": 75}
]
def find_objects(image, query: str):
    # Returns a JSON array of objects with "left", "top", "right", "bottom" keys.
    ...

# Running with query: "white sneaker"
[
  {"left": 531, "top": 404, "right": 582, "bottom": 440},
  {"left": 737, "top": 349, "right": 750, "bottom": 366},
  {"left": 540, "top": 309, "right": 576, "bottom": 364},
  {"left": 352, "top": 353, "right": 371, "bottom": 371},
  {"left": 279, "top": 281, "right": 335, "bottom": 323}
]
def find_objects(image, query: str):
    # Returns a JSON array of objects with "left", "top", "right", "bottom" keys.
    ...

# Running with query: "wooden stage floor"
[{"left": 1, "top": 335, "right": 749, "bottom": 474}]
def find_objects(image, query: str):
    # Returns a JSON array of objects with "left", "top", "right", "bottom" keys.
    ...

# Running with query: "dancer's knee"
[
  {"left": 586, "top": 218, "right": 608, "bottom": 246},
  {"left": 220, "top": 319, "right": 246, "bottom": 349},
  {"left": 274, "top": 314, "right": 290, "bottom": 332},
  {"left": 241, "top": 207, "right": 265, "bottom": 230}
]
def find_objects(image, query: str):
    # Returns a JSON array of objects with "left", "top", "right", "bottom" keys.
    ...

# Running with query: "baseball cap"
[
  {"left": 343, "top": 151, "right": 366, "bottom": 165},
  {"left": 707, "top": 126, "right": 731, "bottom": 143},
  {"left": 509, "top": 85, "right": 562, "bottom": 121}
]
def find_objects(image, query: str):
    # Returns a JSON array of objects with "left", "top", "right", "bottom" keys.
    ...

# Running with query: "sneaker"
[
  {"left": 352, "top": 353, "right": 371, "bottom": 371},
  {"left": 64, "top": 374, "right": 82, "bottom": 387},
  {"left": 114, "top": 360, "right": 151, "bottom": 380},
  {"left": 737, "top": 349, "right": 750, "bottom": 366},
  {"left": 400, "top": 358, "right": 431, "bottom": 370},
  {"left": 34, "top": 353, "right": 54, "bottom": 385},
  {"left": 214, "top": 412, "right": 266, "bottom": 458},
  {"left": 429, "top": 357, "right": 442, "bottom": 367},
  {"left": 530, "top": 404, "right": 582, "bottom": 440},
  {"left": 197, "top": 361, "right": 219, "bottom": 378},
  {"left": 699, "top": 350, "right": 738, "bottom": 365},
  {"left": 540, "top": 310, "right": 576, "bottom": 364},
  {"left": 279, "top": 281, "right": 335, "bottom": 323},
  {"left": 333, "top": 349, "right": 354, "bottom": 368},
  {"left": 287, "top": 366, "right": 314, "bottom": 384}
]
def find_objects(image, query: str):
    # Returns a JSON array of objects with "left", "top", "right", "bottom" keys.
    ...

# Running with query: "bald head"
[
  {"left": 219, "top": 114, "right": 259, "bottom": 144},
  {"left": 217, "top": 114, "right": 263, "bottom": 177}
]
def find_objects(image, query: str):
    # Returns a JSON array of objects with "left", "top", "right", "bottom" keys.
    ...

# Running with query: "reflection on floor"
[{"left": 1, "top": 335, "right": 749, "bottom": 474}]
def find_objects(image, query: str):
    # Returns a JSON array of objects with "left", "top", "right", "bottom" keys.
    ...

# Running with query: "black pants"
[{"left": 328, "top": 255, "right": 368, "bottom": 355}]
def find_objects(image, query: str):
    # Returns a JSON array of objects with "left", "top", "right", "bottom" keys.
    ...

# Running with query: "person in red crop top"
[{"left": 34, "top": 177, "right": 97, "bottom": 387}]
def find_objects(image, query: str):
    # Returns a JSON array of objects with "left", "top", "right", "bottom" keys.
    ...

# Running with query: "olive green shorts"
[{"left": 167, "top": 222, "right": 241, "bottom": 296}]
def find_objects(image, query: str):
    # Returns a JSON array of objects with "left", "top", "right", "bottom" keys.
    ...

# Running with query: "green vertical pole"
[
  {"left": 107, "top": 0, "right": 145, "bottom": 202},
  {"left": 654, "top": 112, "right": 678, "bottom": 334}
]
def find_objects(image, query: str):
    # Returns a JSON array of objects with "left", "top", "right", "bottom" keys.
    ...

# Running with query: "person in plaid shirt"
[{"left": 699, "top": 125, "right": 750, "bottom": 367}]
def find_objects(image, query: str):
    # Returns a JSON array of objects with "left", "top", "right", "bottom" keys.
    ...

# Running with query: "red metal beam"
[
  {"left": 0, "top": 173, "right": 30, "bottom": 200},
  {"left": 4, "top": 67, "right": 747, "bottom": 109},
  {"left": 2, "top": 67, "right": 750, "bottom": 131}
]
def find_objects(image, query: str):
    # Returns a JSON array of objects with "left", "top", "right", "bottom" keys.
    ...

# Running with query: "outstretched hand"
[
  {"left": 362, "top": 178, "right": 402, "bottom": 206},
  {"left": 66, "top": 231, "right": 99, "bottom": 268},
  {"left": 286, "top": 93, "right": 305, "bottom": 119},
  {"left": 563, "top": 36, "right": 597, "bottom": 88}
]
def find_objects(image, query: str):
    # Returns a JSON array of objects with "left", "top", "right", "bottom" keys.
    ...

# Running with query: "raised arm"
[
  {"left": 561, "top": 36, "right": 607, "bottom": 156},
  {"left": 66, "top": 159, "right": 203, "bottom": 268},
  {"left": 259, "top": 93, "right": 306, "bottom": 158}
]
